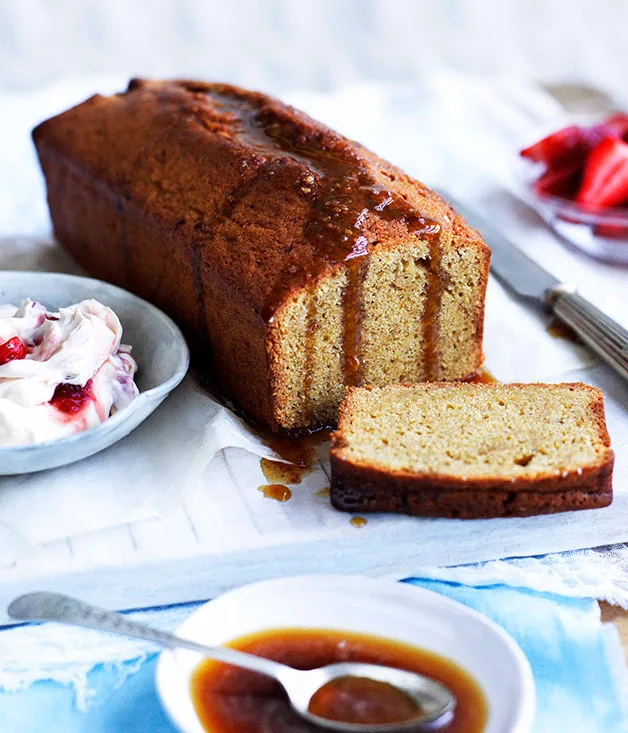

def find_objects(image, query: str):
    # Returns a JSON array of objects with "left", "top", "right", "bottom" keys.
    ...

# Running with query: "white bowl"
[
  {"left": 0, "top": 271, "right": 189, "bottom": 475},
  {"left": 156, "top": 575, "right": 535, "bottom": 733}
]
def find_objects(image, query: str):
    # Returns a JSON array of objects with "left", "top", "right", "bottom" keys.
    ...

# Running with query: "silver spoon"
[{"left": 8, "top": 591, "right": 455, "bottom": 732}]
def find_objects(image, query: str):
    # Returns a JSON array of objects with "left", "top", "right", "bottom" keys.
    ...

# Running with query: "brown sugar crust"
[
  {"left": 32, "top": 79, "right": 490, "bottom": 430},
  {"left": 330, "top": 382, "right": 614, "bottom": 519}
]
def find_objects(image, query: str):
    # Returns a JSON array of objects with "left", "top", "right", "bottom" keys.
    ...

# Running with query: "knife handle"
[{"left": 548, "top": 285, "right": 628, "bottom": 382}]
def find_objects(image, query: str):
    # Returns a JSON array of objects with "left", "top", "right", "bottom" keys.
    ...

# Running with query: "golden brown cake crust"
[
  {"left": 33, "top": 79, "right": 477, "bottom": 316},
  {"left": 33, "top": 79, "right": 490, "bottom": 429},
  {"left": 330, "top": 382, "right": 614, "bottom": 518}
]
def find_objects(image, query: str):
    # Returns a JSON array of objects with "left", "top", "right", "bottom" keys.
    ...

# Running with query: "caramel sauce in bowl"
[
  {"left": 156, "top": 576, "right": 535, "bottom": 733},
  {"left": 191, "top": 628, "right": 483, "bottom": 732}
]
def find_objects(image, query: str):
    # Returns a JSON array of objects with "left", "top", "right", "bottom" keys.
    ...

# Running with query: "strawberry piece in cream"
[{"left": 0, "top": 337, "right": 28, "bottom": 365}]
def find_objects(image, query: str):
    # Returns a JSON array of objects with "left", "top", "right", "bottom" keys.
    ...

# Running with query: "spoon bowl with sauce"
[
  {"left": 8, "top": 591, "right": 455, "bottom": 733},
  {"left": 294, "top": 662, "right": 455, "bottom": 731}
]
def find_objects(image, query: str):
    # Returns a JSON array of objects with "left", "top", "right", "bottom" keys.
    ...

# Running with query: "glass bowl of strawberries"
[{"left": 519, "top": 113, "right": 628, "bottom": 263}]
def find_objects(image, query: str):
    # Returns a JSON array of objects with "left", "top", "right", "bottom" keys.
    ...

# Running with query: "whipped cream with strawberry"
[{"left": 0, "top": 299, "right": 138, "bottom": 446}]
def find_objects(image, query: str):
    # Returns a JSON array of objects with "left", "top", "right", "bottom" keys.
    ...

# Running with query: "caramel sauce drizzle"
[
  {"left": 256, "top": 431, "right": 328, "bottom": 505},
  {"left": 343, "top": 255, "right": 367, "bottom": 387},
  {"left": 262, "top": 431, "right": 322, "bottom": 466},
  {"left": 171, "top": 83, "right": 443, "bottom": 421},
  {"left": 421, "top": 232, "right": 444, "bottom": 380},
  {"left": 350, "top": 516, "right": 368, "bottom": 528},
  {"left": 260, "top": 457, "right": 311, "bottom": 485},
  {"left": 258, "top": 484, "right": 292, "bottom": 502},
  {"left": 547, "top": 318, "right": 581, "bottom": 343},
  {"left": 303, "top": 294, "right": 318, "bottom": 420},
  {"left": 465, "top": 366, "right": 497, "bottom": 384}
]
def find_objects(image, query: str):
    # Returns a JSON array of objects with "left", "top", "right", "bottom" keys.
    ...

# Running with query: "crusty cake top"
[{"left": 33, "top": 79, "right": 485, "bottom": 319}]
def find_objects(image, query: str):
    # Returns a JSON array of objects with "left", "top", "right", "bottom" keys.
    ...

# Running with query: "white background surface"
[{"left": 0, "top": 0, "right": 627, "bottom": 100}]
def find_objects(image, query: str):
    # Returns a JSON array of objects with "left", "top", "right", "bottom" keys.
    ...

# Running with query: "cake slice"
[
  {"left": 330, "top": 383, "right": 614, "bottom": 518},
  {"left": 32, "top": 79, "right": 490, "bottom": 432}
]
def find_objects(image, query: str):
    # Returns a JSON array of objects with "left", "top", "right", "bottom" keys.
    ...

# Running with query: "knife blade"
[
  {"left": 442, "top": 193, "right": 558, "bottom": 302},
  {"left": 440, "top": 191, "right": 628, "bottom": 383}
]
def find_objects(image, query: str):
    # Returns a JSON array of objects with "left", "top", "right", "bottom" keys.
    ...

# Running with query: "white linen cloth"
[{"left": 1, "top": 73, "right": 628, "bottom": 684}]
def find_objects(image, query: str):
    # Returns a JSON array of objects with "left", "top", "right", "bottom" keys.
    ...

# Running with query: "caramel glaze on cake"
[{"left": 33, "top": 79, "right": 490, "bottom": 431}]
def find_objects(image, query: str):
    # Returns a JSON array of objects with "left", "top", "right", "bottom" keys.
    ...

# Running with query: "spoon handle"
[{"left": 8, "top": 591, "right": 287, "bottom": 681}]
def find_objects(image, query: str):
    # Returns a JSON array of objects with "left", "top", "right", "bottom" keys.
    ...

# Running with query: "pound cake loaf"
[
  {"left": 33, "top": 79, "right": 490, "bottom": 431},
  {"left": 330, "top": 383, "right": 614, "bottom": 518}
]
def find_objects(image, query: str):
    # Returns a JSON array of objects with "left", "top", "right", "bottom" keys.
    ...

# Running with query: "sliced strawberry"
[
  {"left": 603, "top": 113, "right": 628, "bottom": 141},
  {"left": 594, "top": 222, "right": 628, "bottom": 240},
  {"left": 0, "top": 337, "right": 28, "bottom": 365},
  {"left": 521, "top": 116, "right": 628, "bottom": 171},
  {"left": 576, "top": 136, "right": 628, "bottom": 208},
  {"left": 50, "top": 380, "right": 94, "bottom": 414},
  {"left": 520, "top": 125, "right": 588, "bottom": 169},
  {"left": 533, "top": 163, "right": 582, "bottom": 199}
]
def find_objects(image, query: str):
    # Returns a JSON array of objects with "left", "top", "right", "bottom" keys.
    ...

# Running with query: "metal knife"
[{"left": 444, "top": 193, "right": 628, "bottom": 383}]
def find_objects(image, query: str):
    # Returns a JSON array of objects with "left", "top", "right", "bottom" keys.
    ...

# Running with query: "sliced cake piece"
[{"left": 330, "top": 383, "right": 614, "bottom": 518}]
